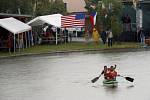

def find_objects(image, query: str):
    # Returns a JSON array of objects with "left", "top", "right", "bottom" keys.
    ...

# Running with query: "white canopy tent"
[
  {"left": 0, "top": 17, "right": 31, "bottom": 34},
  {"left": 27, "top": 14, "right": 62, "bottom": 44},
  {"left": 0, "top": 17, "right": 32, "bottom": 52}
]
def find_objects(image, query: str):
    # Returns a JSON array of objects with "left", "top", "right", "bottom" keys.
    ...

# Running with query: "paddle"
[
  {"left": 91, "top": 74, "right": 102, "bottom": 83},
  {"left": 124, "top": 76, "right": 134, "bottom": 82},
  {"left": 119, "top": 75, "right": 134, "bottom": 82}
]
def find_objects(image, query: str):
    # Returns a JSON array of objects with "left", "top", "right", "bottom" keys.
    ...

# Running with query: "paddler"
[
  {"left": 101, "top": 65, "right": 118, "bottom": 81},
  {"left": 101, "top": 66, "right": 108, "bottom": 79},
  {"left": 107, "top": 65, "right": 118, "bottom": 80}
]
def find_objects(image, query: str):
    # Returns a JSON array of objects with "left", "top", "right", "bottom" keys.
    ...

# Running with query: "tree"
[
  {"left": 50, "top": 0, "right": 66, "bottom": 14},
  {"left": 33, "top": 0, "right": 66, "bottom": 16},
  {"left": 34, "top": 0, "right": 51, "bottom": 16},
  {"left": 0, "top": 0, "right": 33, "bottom": 14},
  {"left": 0, "top": 0, "right": 66, "bottom": 16}
]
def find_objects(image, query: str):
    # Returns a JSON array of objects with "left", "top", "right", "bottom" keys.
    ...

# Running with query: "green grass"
[{"left": 0, "top": 42, "right": 140, "bottom": 57}]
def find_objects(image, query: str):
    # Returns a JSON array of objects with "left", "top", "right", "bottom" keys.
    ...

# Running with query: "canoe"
[{"left": 103, "top": 79, "right": 118, "bottom": 87}]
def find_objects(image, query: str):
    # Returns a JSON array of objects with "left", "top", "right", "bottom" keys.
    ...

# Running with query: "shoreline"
[{"left": 0, "top": 46, "right": 149, "bottom": 59}]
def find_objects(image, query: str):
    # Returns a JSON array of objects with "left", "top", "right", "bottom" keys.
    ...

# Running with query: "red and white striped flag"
[{"left": 61, "top": 14, "right": 85, "bottom": 28}]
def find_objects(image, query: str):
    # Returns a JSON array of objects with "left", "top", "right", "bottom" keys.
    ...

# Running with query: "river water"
[{"left": 0, "top": 50, "right": 150, "bottom": 100}]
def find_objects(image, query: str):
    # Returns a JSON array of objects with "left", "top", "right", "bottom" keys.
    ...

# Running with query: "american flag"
[{"left": 61, "top": 13, "right": 85, "bottom": 28}]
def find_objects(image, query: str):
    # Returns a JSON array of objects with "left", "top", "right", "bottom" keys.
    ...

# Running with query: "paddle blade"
[
  {"left": 91, "top": 77, "right": 99, "bottom": 83},
  {"left": 125, "top": 77, "right": 134, "bottom": 82}
]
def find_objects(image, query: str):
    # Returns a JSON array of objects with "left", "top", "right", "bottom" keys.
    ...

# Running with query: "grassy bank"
[{"left": 0, "top": 42, "right": 140, "bottom": 57}]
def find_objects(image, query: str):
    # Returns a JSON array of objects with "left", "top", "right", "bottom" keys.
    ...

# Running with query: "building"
[{"left": 120, "top": 0, "right": 150, "bottom": 42}]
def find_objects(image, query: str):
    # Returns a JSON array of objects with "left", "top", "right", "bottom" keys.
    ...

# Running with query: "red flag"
[{"left": 90, "top": 12, "right": 97, "bottom": 27}]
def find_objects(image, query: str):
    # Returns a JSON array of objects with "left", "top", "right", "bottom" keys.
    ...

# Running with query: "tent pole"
[
  {"left": 22, "top": 33, "right": 24, "bottom": 50},
  {"left": 14, "top": 34, "right": 15, "bottom": 53},
  {"left": 31, "top": 30, "right": 34, "bottom": 46},
  {"left": 18, "top": 34, "right": 20, "bottom": 52},
  {"left": 25, "top": 32, "right": 27, "bottom": 48},
  {"left": 75, "top": 28, "right": 78, "bottom": 41},
  {"left": 56, "top": 28, "right": 58, "bottom": 45},
  {"left": 28, "top": 31, "right": 31, "bottom": 47},
  {"left": 75, "top": 28, "right": 77, "bottom": 42}
]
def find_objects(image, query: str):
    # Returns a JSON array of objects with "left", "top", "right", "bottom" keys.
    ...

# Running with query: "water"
[{"left": 0, "top": 50, "right": 150, "bottom": 100}]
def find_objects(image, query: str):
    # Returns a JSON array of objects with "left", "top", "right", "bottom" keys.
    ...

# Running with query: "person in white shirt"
[{"left": 107, "top": 29, "right": 113, "bottom": 47}]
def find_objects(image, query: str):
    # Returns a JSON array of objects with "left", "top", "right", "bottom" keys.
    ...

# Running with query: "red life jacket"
[{"left": 105, "top": 68, "right": 117, "bottom": 80}]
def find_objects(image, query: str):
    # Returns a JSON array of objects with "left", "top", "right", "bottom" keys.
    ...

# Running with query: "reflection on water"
[
  {"left": 0, "top": 50, "right": 150, "bottom": 100},
  {"left": 126, "top": 85, "right": 134, "bottom": 89}
]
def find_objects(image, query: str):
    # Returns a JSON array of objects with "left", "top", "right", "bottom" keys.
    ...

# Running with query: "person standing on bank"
[
  {"left": 139, "top": 28, "right": 145, "bottom": 45},
  {"left": 107, "top": 29, "right": 113, "bottom": 47},
  {"left": 63, "top": 28, "right": 69, "bottom": 43},
  {"left": 101, "top": 30, "right": 107, "bottom": 44},
  {"left": 92, "top": 28, "right": 100, "bottom": 45}
]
